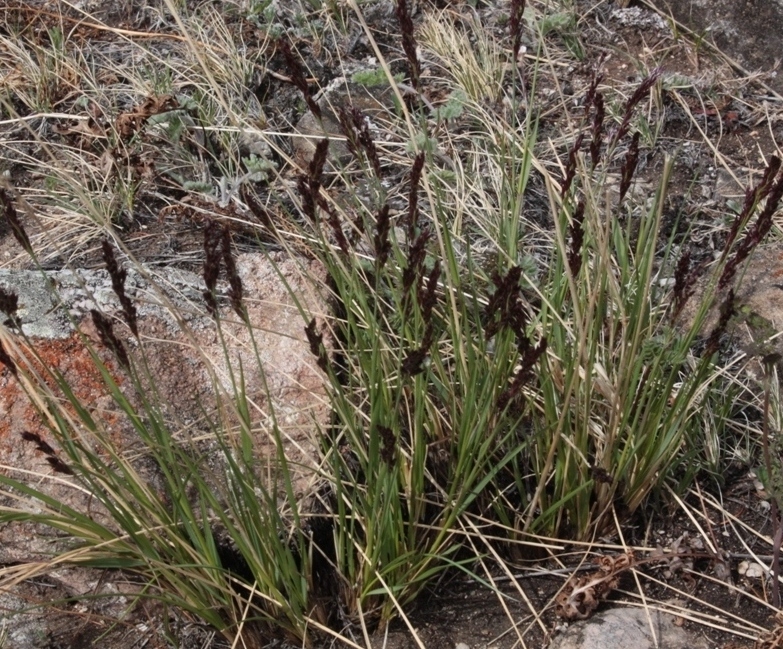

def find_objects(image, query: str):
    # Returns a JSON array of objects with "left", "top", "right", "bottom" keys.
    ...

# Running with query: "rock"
[
  {"left": 646, "top": 0, "right": 783, "bottom": 93},
  {"left": 0, "top": 252, "right": 329, "bottom": 635},
  {"left": 610, "top": 7, "right": 671, "bottom": 34},
  {"left": 549, "top": 607, "right": 709, "bottom": 649},
  {"left": 293, "top": 72, "right": 395, "bottom": 168}
]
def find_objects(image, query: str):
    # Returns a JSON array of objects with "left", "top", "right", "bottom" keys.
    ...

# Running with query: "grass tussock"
[{"left": 0, "top": 0, "right": 780, "bottom": 646}]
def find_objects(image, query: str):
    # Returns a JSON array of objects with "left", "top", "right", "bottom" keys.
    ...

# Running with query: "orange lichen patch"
[{"left": 0, "top": 323, "right": 125, "bottom": 474}]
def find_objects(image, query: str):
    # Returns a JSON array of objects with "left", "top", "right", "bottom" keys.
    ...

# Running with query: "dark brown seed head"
[
  {"left": 402, "top": 346, "right": 429, "bottom": 376},
  {"left": 203, "top": 220, "right": 222, "bottom": 316},
  {"left": 618, "top": 132, "right": 641, "bottom": 203},
  {"left": 407, "top": 153, "right": 425, "bottom": 242},
  {"left": 671, "top": 248, "right": 697, "bottom": 322},
  {"left": 610, "top": 67, "right": 662, "bottom": 148},
  {"left": 402, "top": 229, "right": 431, "bottom": 308},
  {"left": 705, "top": 289, "right": 735, "bottom": 356},
  {"left": 101, "top": 239, "right": 138, "bottom": 337},
  {"left": 378, "top": 425, "right": 397, "bottom": 467},
  {"left": 0, "top": 287, "right": 19, "bottom": 324},
  {"left": 277, "top": 38, "right": 321, "bottom": 119},
  {"left": 509, "top": 0, "right": 527, "bottom": 65},
  {"left": 484, "top": 266, "right": 524, "bottom": 339},
  {"left": 91, "top": 309, "right": 130, "bottom": 371},
  {"left": 0, "top": 189, "right": 33, "bottom": 256},
  {"left": 241, "top": 186, "right": 276, "bottom": 232},
  {"left": 220, "top": 227, "right": 244, "bottom": 318},
  {"left": 305, "top": 317, "right": 330, "bottom": 373},
  {"left": 561, "top": 133, "right": 584, "bottom": 198},
  {"left": 396, "top": 0, "right": 421, "bottom": 90},
  {"left": 567, "top": 200, "right": 586, "bottom": 278},
  {"left": 589, "top": 92, "right": 605, "bottom": 169},
  {"left": 374, "top": 203, "right": 392, "bottom": 270}
]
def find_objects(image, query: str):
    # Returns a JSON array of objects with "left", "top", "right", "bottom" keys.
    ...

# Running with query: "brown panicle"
[
  {"left": 396, "top": 0, "right": 421, "bottom": 90},
  {"left": 101, "top": 239, "right": 138, "bottom": 337},
  {"left": 299, "top": 138, "right": 330, "bottom": 223},
  {"left": 610, "top": 67, "right": 662, "bottom": 149},
  {"left": 720, "top": 163, "right": 783, "bottom": 290},
  {"left": 561, "top": 133, "right": 584, "bottom": 198},
  {"left": 305, "top": 317, "right": 330, "bottom": 373},
  {"left": 705, "top": 289, "right": 735, "bottom": 356},
  {"left": 509, "top": 0, "right": 527, "bottom": 64},
  {"left": 618, "top": 132, "right": 640, "bottom": 203},
  {"left": 671, "top": 247, "right": 697, "bottom": 322},
  {"left": 723, "top": 156, "right": 782, "bottom": 255},
  {"left": 402, "top": 229, "right": 431, "bottom": 317},
  {"left": 241, "top": 186, "right": 277, "bottom": 233},
  {"left": 203, "top": 220, "right": 223, "bottom": 317},
  {"left": 374, "top": 203, "right": 392, "bottom": 270},
  {"left": 337, "top": 105, "right": 382, "bottom": 178},
  {"left": 378, "top": 425, "right": 397, "bottom": 467},
  {"left": 567, "top": 200, "right": 586, "bottom": 278},
  {"left": 0, "top": 286, "right": 19, "bottom": 327},
  {"left": 406, "top": 153, "right": 425, "bottom": 243},
  {"left": 91, "top": 309, "right": 130, "bottom": 371},
  {"left": 326, "top": 205, "right": 350, "bottom": 255},
  {"left": 589, "top": 92, "right": 605, "bottom": 170},
  {"left": 277, "top": 38, "right": 321, "bottom": 120},
  {"left": 497, "top": 337, "right": 547, "bottom": 412},
  {"left": 0, "top": 188, "right": 33, "bottom": 256},
  {"left": 220, "top": 227, "right": 244, "bottom": 318},
  {"left": 403, "top": 260, "right": 441, "bottom": 377},
  {"left": 484, "top": 266, "right": 524, "bottom": 339}
]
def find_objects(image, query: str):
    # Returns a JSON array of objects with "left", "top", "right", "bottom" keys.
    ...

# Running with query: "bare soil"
[{"left": 647, "top": 0, "right": 783, "bottom": 95}]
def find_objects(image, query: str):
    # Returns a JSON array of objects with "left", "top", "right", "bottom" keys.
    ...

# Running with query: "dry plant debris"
[
  {"left": 756, "top": 611, "right": 783, "bottom": 649},
  {"left": 555, "top": 553, "right": 633, "bottom": 620}
]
